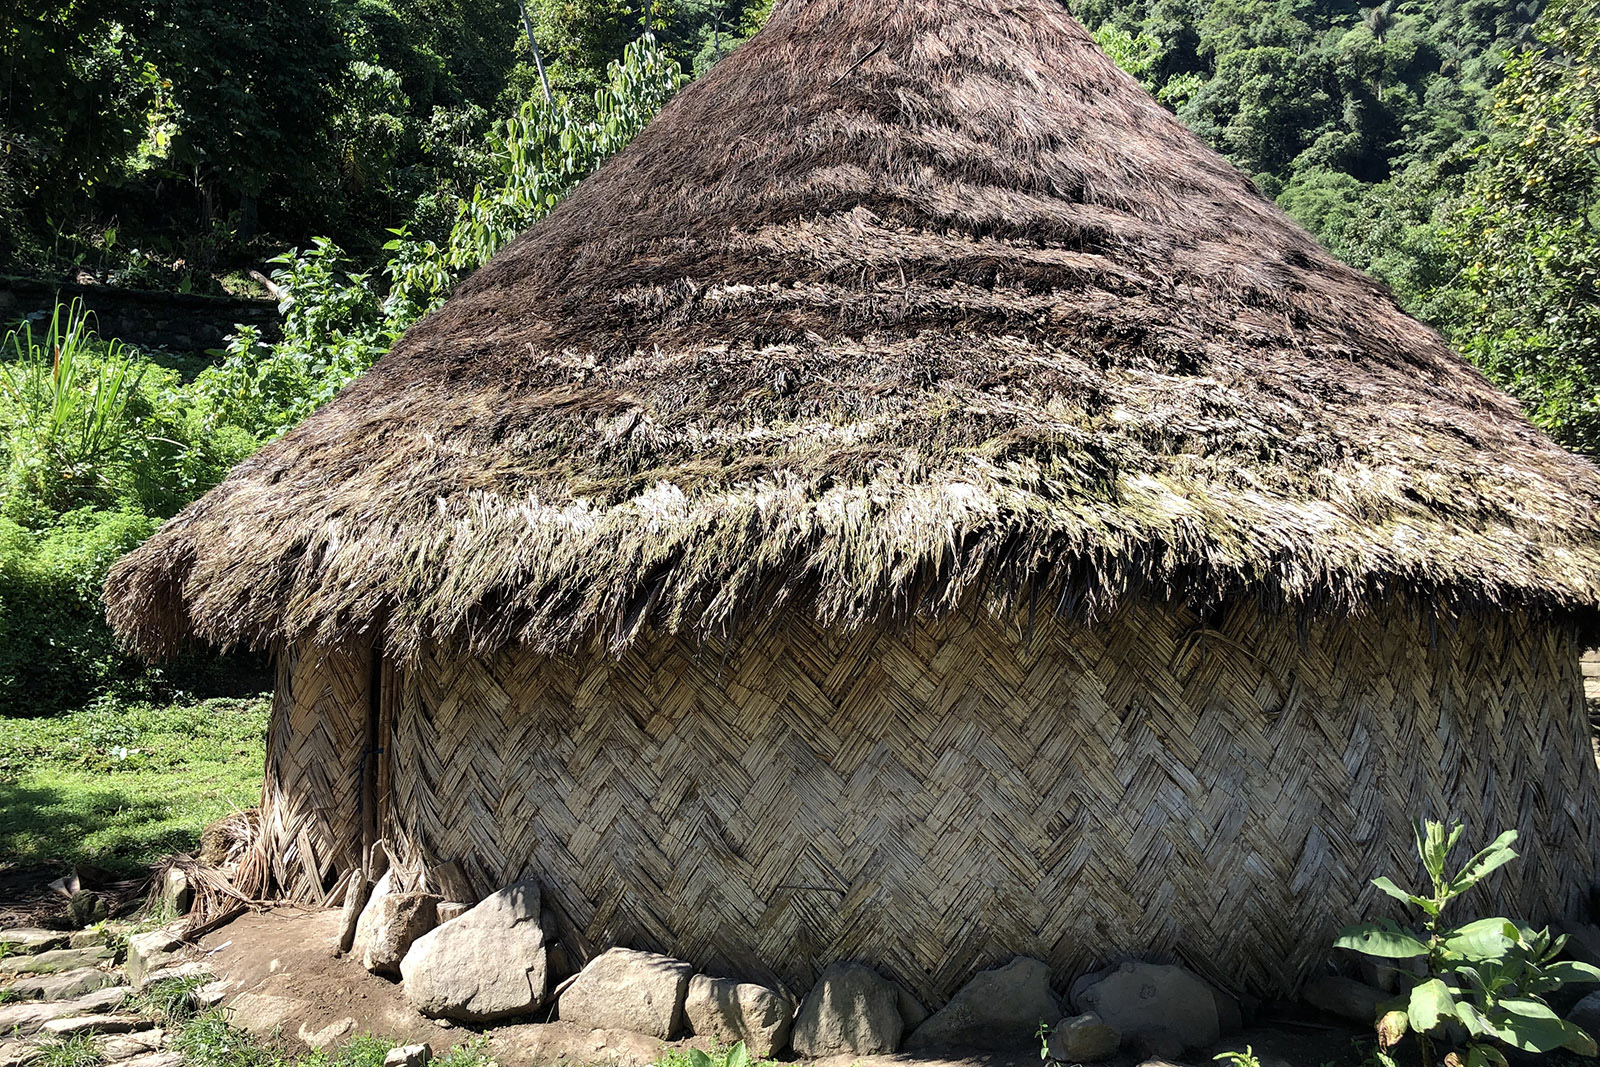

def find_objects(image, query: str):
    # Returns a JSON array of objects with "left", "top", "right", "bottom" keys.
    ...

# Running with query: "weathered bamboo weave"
[
  {"left": 378, "top": 599, "right": 1600, "bottom": 1001},
  {"left": 255, "top": 643, "right": 369, "bottom": 903}
]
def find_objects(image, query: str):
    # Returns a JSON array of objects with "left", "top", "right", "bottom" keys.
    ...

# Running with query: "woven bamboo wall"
[
  {"left": 256, "top": 643, "right": 369, "bottom": 902},
  {"left": 377, "top": 601, "right": 1600, "bottom": 1001}
]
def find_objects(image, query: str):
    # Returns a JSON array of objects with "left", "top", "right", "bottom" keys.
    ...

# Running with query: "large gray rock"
[
  {"left": 684, "top": 974, "right": 796, "bottom": 1057},
  {"left": 226, "top": 992, "right": 311, "bottom": 1037},
  {"left": 159, "top": 869, "right": 192, "bottom": 917},
  {"left": 1304, "top": 976, "right": 1386, "bottom": 1025},
  {"left": 0, "top": 1040, "right": 39, "bottom": 1067},
  {"left": 359, "top": 892, "right": 439, "bottom": 976},
  {"left": 559, "top": 948, "right": 694, "bottom": 1038},
  {"left": 39, "top": 1014, "right": 154, "bottom": 1036},
  {"left": 1568, "top": 990, "right": 1600, "bottom": 1037},
  {"left": 126, "top": 929, "right": 185, "bottom": 989},
  {"left": 7, "top": 966, "right": 117, "bottom": 1001},
  {"left": 791, "top": 962, "right": 903, "bottom": 1057},
  {"left": 400, "top": 881, "right": 549, "bottom": 1022},
  {"left": 1074, "top": 962, "right": 1232, "bottom": 1052},
  {"left": 100, "top": 1032, "right": 168, "bottom": 1064},
  {"left": 0, "top": 930, "right": 68, "bottom": 955},
  {"left": 906, "top": 956, "right": 1059, "bottom": 1050},
  {"left": 0, "top": 987, "right": 127, "bottom": 1036},
  {"left": 3, "top": 946, "right": 113, "bottom": 976},
  {"left": 1046, "top": 1013, "right": 1121, "bottom": 1062}
]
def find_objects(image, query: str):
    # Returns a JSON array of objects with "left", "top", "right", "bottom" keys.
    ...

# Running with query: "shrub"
[
  {"left": 0, "top": 508, "right": 156, "bottom": 714},
  {"left": 1336, "top": 820, "right": 1600, "bottom": 1067}
]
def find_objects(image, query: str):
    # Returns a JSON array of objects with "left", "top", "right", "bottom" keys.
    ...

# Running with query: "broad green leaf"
[
  {"left": 1481, "top": 999, "right": 1570, "bottom": 1052},
  {"left": 1442, "top": 917, "right": 1519, "bottom": 961},
  {"left": 1408, "top": 978, "right": 1457, "bottom": 1033},
  {"left": 1448, "top": 831, "right": 1520, "bottom": 896},
  {"left": 1455, "top": 1000, "right": 1490, "bottom": 1037},
  {"left": 1544, "top": 960, "right": 1600, "bottom": 986},
  {"left": 1336, "top": 921, "right": 1429, "bottom": 959},
  {"left": 1466, "top": 1043, "right": 1509, "bottom": 1067},
  {"left": 1566, "top": 1022, "right": 1600, "bottom": 1057},
  {"left": 1372, "top": 876, "right": 1433, "bottom": 911},
  {"left": 725, "top": 1043, "right": 751, "bottom": 1067},
  {"left": 688, "top": 1050, "right": 715, "bottom": 1067}
]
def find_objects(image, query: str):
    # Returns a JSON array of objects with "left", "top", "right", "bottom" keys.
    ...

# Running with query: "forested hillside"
[{"left": 0, "top": 0, "right": 1596, "bottom": 712}]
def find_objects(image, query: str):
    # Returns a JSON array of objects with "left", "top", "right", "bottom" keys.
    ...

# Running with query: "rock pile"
[{"left": 0, "top": 921, "right": 209, "bottom": 1067}]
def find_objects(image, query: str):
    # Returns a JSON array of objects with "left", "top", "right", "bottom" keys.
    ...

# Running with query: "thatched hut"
[{"left": 107, "top": 0, "right": 1600, "bottom": 1000}]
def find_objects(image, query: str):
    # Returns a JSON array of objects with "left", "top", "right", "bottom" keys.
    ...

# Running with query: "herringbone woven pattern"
[
  {"left": 257, "top": 643, "right": 368, "bottom": 903},
  {"left": 382, "top": 601, "right": 1600, "bottom": 1001}
]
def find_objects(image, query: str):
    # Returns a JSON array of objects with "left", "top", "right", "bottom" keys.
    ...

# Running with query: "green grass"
[{"left": 0, "top": 694, "right": 269, "bottom": 877}]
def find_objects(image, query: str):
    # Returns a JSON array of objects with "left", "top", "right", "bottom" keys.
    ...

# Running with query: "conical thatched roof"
[{"left": 107, "top": 0, "right": 1600, "bottom": 658}]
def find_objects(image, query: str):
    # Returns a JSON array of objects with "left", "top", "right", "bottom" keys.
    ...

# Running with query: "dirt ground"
[{"left": 196, "top": 907, "right": 1368, "bottom": 1067}]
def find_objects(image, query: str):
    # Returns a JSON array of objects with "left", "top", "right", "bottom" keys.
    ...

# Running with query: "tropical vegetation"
[{"left": 0, "top": 0, "right": 1596, "bottom": 715}]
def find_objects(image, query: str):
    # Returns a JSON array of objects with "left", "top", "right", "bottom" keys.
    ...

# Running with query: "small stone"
[
  {"left": 100, "top": 1028, "right": 166, "bottom": 1061},
  {"left": 226, "top": 992, "right": 310, "bottom": 1037},
  {"left": 400, "top": 881, "right": 548, "bottom": 1022},
  {"left": 139, "top": 962, "right": 211, "bottom": 987},
  {"left": 159, "top": 870, "right": 192, "bottom": 917},
  {"left": 196, "top": 980, "right": 230, "bottom": 1008},
  {"left": 0, "top": 930, "right": 69, "bottom": 955},
  {"left": 126, "top": 929, "right": 185, "bottom": 989},
  {"left": 109, "top": 1054, "right": 181, "bottom": 1067},
  {"left": 435, "top": 902, "right": 470, "bottom": 925},
  {"left": 39, "top": 1014, "right": 154, "bottom": 1036},
  {"left": 1047, "top": 1013, "right": 1121, "bottom": 1062},
  {"left": 359, "top": 892, "right": 439, "bottom": 976},
  {"left": 7, "top": 967, "right": 117, "bottom": 1001},
  {"left": 1074, "top": 962, "right": 1231, "bottom": 1053},
  {"left": 684, "top": 974, "right": 796, "bottom": 1058},
  {"left": 297, "top": 1018, "right": 356, "bottom": 1049},
  {"left": 791, "top": 961, "right": 903, "bottom": 1057},
  {"left": 3, "top": 946, "right": 113, "bottom": 976},
  {"left": 906, "top": 956, "right": 1060, "bottom": 1051},
  {"left": 384, "top": 1043, "right": 431, "bottom": 1067},
  {"left": 68, "top": 929, "right": 107, "bottom": 950},
  {"left": 559, "top": 947, "right": 694, "bottom": 1038},
  {"left": 69, "top": 891, "right": 108, "bottom": 928},
  {"left": 1303, "top": 976, "right": 1386, "bottom": 1026}
]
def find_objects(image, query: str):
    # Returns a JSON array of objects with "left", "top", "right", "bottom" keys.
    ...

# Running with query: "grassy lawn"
[{"left": 0, "top": 695, "right": 269, "bottom": 878}]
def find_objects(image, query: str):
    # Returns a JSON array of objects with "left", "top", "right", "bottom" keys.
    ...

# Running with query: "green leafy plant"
[
  {"left": 660, "top": 1042, "right": 762, "bottom": 1067},
  {"left": 37, "top": 1033, "right": 103, "bottom": 1067},
  {"left": 0, "top": 300, "right": 145, "bottom": 508},
  {"left": 1214, "top": 1047, "right": 1264, "bottom": 1067},
  {"left": 1336, "top": 821, "right": 1600, "bottom": 1067}
]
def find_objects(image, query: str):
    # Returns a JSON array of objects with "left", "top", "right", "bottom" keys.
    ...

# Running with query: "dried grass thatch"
[{"left": 105, "top": 0, "right": 1600, "bottom": 659}]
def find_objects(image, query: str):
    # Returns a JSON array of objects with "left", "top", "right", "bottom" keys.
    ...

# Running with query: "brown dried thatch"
[{"left": 105, "top": 0, "right": 1600, "bottom": 660}]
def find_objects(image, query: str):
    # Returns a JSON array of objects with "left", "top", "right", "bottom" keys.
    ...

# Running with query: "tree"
[{"left": 1443, "top": 0, "right": 1600, "bottom": 453}]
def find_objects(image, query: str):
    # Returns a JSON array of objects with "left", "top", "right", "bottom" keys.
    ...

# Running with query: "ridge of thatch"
[{"left": 106, "top": 0, "right": 1600, "bottom": 659}]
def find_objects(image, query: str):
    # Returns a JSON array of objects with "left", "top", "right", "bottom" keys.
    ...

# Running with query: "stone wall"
[{"left": 0, "top": 277, "right": 280, "bottom": 353}]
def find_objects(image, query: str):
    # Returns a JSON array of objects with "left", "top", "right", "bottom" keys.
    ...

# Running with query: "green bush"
[{"left": 0, "top": 508, "right": 156, "bottom": 714}]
